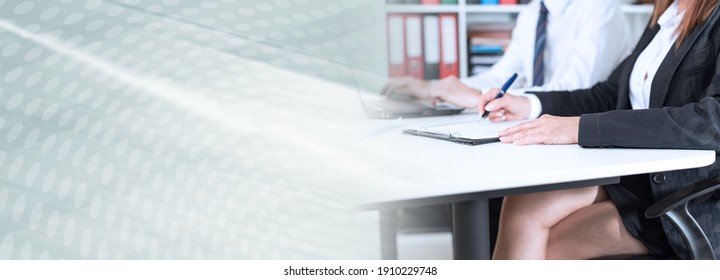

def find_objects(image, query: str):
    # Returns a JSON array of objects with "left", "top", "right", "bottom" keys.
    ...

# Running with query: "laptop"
[
  {"left": 360, "top": 97, "right": 465, "bottom": 119},
  {"left": 349, "top": 66, "right": 464, "bottom": 119}
]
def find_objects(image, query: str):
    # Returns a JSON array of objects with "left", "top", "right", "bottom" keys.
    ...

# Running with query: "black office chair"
[
  {"left": 643, "top": 176, "right": 720, "bottom": 260},
  {"left": 596, "top": 176, "right": 719, "bottom": 260}
]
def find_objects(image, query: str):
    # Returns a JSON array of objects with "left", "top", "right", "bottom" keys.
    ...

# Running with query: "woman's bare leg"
[
  {"left": 546, "top": 200, "right": 649, "bottom": 259},
  {"left": 493, "top": 186, "right": 606, "bottom": 259}
]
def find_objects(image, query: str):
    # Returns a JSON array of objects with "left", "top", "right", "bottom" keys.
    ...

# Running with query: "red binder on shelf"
[
  {"left": 500, "top": 0, "right": 518, "bottom": 4},
  {"left": 387, "top": 14, "right": 407, "bottom": 77},
  {"left": 421, "top": 0, "right": 441, "bottom": 4},
  {"left": 404, "top": 15, "right": 425, "bottom": 79},
  {"left": 439, "top": 14, "right": 459, "bottom": 78}
]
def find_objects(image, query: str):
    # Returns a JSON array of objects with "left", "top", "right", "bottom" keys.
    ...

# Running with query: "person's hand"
[
  {"left": 478, "top": 88, "right": 531, "bottom": 122},
  {"left": 381, "top": 76, "right": 482, "bottom": 108},
  {"left": 427, "top": 76, "right": 482, "bottom": 108},
  {"left": 381, "top": 77, "right": 431, "bottom": 100},
  {"left": 498, "top": 115, "right": 580, "bottom": 145}
]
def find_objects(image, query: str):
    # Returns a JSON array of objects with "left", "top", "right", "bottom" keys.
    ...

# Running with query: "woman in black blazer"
[{"left": 481, "top": 0, "right": 720, "bottom": 259}]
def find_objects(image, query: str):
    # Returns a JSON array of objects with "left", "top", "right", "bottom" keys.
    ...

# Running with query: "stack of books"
[{"left": 467, "top": 23, "right": 513, "bottom": 75}]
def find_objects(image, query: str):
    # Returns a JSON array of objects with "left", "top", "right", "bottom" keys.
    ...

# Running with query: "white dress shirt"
[
  {"left": 463, "top": 0, "right": 631, "bottom": 118},
  {"left": 526, "top": 1, "right": 685, "bottom": 118},
  {"left": 629, "top": 2, "right": 684, "bottom": 109}
]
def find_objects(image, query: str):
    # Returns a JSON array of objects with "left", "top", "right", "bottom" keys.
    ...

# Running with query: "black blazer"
[{"left": 532, "top": 6, "right": 720, "bottom": 258}]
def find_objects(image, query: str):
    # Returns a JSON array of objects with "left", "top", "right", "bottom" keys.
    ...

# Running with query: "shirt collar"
[
  {"left": 542, "top": 0, "right": 571, "bottom": 16},
  {"left": 658, "top": 1, "right": 685, "bottom": 29}
]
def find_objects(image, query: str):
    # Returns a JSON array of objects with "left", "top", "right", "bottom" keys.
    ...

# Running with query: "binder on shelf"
[
  {"left": 500, "top": 0, "right": 518, "bottom": 4},
  {"left": 386, "top": 0, "right": 405, "bottom": 4},
  {"left": 423, "top": 15, "right": 441, "bottom": 80},
  {"left": 421, "top": 0, "right": 441, "bottom": 4},
  {"left": 404, "top": 0, "right": 422, "bottom": 4},
  {"left": 441, "top": 0, "right": 458, "bottom": 4},
  {"left": 481, "top": 0, "right": 500, "bottom": 4},
  {"left": 405, "top": 15, "right": 425, "bottom": 79},
  {"left": 439, "top": 14, "right": 459, "bottom": 78},
  {"left": 387, "top": 14, "right": 407, "bottom": 77}
]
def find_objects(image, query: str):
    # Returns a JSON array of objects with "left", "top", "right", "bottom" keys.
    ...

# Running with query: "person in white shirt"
[{"left": 382, "top": 0, "right": 631, "bottom": 111}]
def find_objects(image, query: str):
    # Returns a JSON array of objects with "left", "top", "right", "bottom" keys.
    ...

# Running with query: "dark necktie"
[{"left": 533, "top": 1, "right": 548, "bottom": 87}]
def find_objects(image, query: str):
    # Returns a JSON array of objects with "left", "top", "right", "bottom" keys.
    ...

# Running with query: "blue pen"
[{"left": 481, "top": 73, "right": 518, "bottom": 120}]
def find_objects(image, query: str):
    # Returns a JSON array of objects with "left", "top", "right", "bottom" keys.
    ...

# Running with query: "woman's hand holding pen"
[
  {"left": 381, "top": 76, "right": 482, "bottom": 108},
  {"left": 479, "top": 90, "right": 580, "bottom": 145},
  {"left": 477, "top": 88, "right": 531, "bottom": 122}
]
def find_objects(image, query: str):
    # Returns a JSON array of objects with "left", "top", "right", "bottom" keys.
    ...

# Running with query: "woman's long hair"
[{"left": 651, "top": 0, "right": 720, "bottom": 47}]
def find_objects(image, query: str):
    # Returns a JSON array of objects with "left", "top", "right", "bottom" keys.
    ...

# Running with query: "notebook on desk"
[{"left": 403, "top": 120, "right": 522, "bottom": 145}]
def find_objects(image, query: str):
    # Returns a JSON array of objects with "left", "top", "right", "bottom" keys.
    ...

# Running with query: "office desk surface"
[{"left": 358, "top": 113, "right": 716, "bottom": 209}]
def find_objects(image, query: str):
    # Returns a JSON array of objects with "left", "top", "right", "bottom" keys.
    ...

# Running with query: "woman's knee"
[
  {"left": 501, "top": 186, "right": 603, "bottom": 229},
  {"left": 501, "top": 193, "right": 562, "bottom": 228},
  {"left": 545, "top": 201, "right": 648, "bottom": 260}
]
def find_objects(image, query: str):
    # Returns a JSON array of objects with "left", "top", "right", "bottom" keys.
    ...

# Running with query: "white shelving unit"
[{"left": 385, "top": 1, "right": 653, "bottom": 79}]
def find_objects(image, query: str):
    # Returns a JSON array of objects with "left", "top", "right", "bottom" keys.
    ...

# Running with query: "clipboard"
[
  {"left": 402, "top": 121, "right": 521, "bottom": 146},
  {"left": 402, "top": 129, "right": 499, "bottom": 145}
]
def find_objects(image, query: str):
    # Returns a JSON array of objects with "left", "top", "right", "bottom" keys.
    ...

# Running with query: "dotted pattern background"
[{"left": 0, "top": 0, "right": 391, "bottom": 259}]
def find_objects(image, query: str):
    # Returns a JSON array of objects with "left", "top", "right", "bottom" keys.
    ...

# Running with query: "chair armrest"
[
  {"left": 645, "top": 176, "right": 720, "bottom": 219},
  {"left": 644, "top": 176, "right": 720, "bottom": 260}
]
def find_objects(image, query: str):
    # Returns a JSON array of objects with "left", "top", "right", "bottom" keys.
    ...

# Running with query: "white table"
[{"left": 356, "top": 113, "right": 716, "bottom": 259}]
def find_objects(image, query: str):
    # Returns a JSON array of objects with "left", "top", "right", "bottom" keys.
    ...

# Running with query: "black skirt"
[{"left": 603, "top": 174, "right": 675, "bottom": 257}]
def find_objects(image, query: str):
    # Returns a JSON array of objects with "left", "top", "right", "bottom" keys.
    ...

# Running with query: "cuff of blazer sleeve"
[
  {"left": 578, "top": 113, "right": 602, "bottom": 147},
  {"left": 530, "top": 91, "right": 556, "bottom": 115}
]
